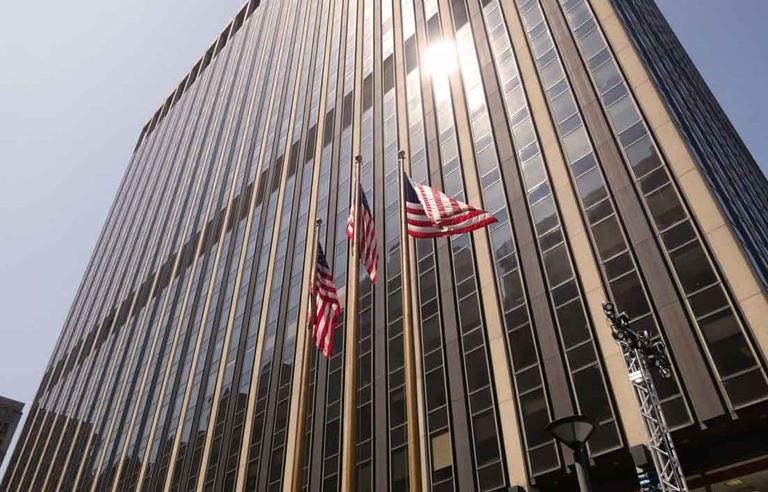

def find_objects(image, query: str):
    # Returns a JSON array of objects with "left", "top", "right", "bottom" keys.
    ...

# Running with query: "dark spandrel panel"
[
  {"left": 698, "top": 310, "right": 757, "bottom": 377},
  {"left": 645, "top": 185, "right": 687, "bottom": 231},
  {"left": 556, "top": 301, "right": 590, "bottom": 348},
  {"left": 688, "top": 284, "right": 727, "bottom": 320},
  {"left": 660, "top": 397, "right": 691, "bottom": 430},
  {"left": 661, "top": 220, "right": 696, "bottom": 251},
  {"left": 586, "top": 421, "right": 620, "bottom": 455},
  {"left": 723, "top": 369, "right": 768, "bottom": 408},
  {"left": 609, "top": 272, "right": 651, "bottom": 319},
  {"left": 591, "top": 216, "right": 625, "bottom": 260},
  {"left": 668, "top": 242, "right": 718, "bottom": 294},
  {"left": 528, "top": 443, "right": 559, "bottom": 476}
]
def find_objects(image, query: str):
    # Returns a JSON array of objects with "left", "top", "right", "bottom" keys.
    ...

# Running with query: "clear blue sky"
[{"left": 0, "top": 0, "right": 765, "bottom": 474}]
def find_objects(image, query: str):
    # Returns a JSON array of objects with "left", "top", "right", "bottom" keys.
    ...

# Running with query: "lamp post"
[{"left": 547, "top": 415, "right": 596, "bottom": 492}]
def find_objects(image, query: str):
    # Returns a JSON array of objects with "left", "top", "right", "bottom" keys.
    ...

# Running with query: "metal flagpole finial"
[
  {"left": 315, "top": 218, "right": 323, "bottom": 228},
  {"left": 355, "top": 154, "right": 362, "bottom": 164},
  {"left": 398, "top": 149, "right": 406, "bottom": 160}
]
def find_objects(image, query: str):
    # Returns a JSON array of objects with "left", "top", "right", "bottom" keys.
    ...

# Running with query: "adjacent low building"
[{"left": 0, "top": 397, "right": 24, "bottom": 468}]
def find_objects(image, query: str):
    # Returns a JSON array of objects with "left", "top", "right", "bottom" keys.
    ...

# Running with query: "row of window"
[
  {"left": 558, "top": 0, "right": 768, "bottom": 409},
  {"left": 514, "top": 0, "right": 695, "bottom": 431}
]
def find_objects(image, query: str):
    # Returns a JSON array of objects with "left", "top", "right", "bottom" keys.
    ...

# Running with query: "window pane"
[
  {"left": 522, "top": 154, "right": 546, "bottom": 190},
  {"left": 389, "top": 388, "right": 405, "bottom": 426},
  {"left": 543, "top": 243, "right": 572, "bottom": 286},
  {"left": 500, "top": 271, "right": 525, "bottom": 309},
  {"left": 473, "top": 410, "right": 501, "bottom": 467},
  {"left": 594, "top": 61, "right": 621, "bottom": 93},
  {"left": 551, "top": 92, "right": 577, "bottom": 123},
  {"left": 508, "top": 326, "right": 537, "bottom": 369},
  {"left": 610, "top": 272, "right": 650, "bottom": 318},
  {"left": 453, "top": 247, "right": 474, "bottom": 283},
  {"left": 607, "top": 95, "right": 639, "bottom": 133},
  {"left": 531, "top": 196, "right": 558, "bottom": 235},
  {"left": 580, "top": 28, "right": 606, "bottom": 59},
  {"left": 625, "top": 135, "right": 661, "bottom": 177},
  {"left": 576, "top": 167, "right": 607, "bottom": 208},
  {"left": 669, "top": 242, "right": 717, "bottom": 294},
  {"left": 465, "top": 348, "right": 490, "bottom": 392},
  {"left": 529, "top": 443, "right": 559, "bottom": 475},
  {"left": 591, "top": 215, "right": 625, "bottom": 260},
  {"left": 562, "top": 127, "right": 591, "bottom": 162},
  {"left": 426, "top": 369, "right": 447, "bottom": 408},
  {"left": 573, "top": 365, "right": 612, "bottom": 422},
  {"left": 520, "top": 389, "right": 550, "bottom": 447},
  {"left": 699, "top": 310, "right": 755, "bottom": 377},
  {"left": 422, "top": 315, "right": 441, "bottom": 353},
  {"left": 646, "top": 184, "right": 687, "bottom": 231},
  {"left": 459, "top": 296, "right": 482, "bottom": 333},
  {"left": 723, "top": 369, "right": 768, "bottom": 408},
  {"left": 557, "top": 300, "right": 590, "bottom": 347},
  {"left": 689, "top": 284, "right": 728, "bottom": 319},
  {"left": 662, "top": 221, "right": 696, "bottom": 251},
  {"left": 587, "top": 421, "right": 620, "bottom": 454},
  {"left": 431, "top": 432, "right": 453, "bottom": 471}
]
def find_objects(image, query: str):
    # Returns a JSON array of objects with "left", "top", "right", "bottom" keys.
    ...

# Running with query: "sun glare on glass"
[{"left": 424, "top": 41, "right": 458, "bottom": 79}]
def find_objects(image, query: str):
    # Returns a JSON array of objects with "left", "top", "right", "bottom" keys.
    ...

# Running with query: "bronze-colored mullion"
[
  {"left": 109, "top": 19, "right": 267, "bottom": 483},
  {"left": 69, "top": 86, "right": 196, "bottom": 490},
  {"left": 460, "top": 0, "right": 569, "bottom": 483},
  {"left": 307, "top": 1, "right": 352, "bottom": 490},
  {"left": 371, "top": 0, "right": 390, "bottom": 489},
  {"left": 187, "top": 4, "right": 295, "bottom": 488},
  {"left": 88, "top": 34, "right": 240, "bottom": 488},
  {"left": 168, "top": 0, "right": 299, "bottom": 487},
  {"left": 470, "top": 0, "right": 626, "bottom": 476},
  {"left": 410, "top": 0, "right": 474, "bottom": 488},
  {"left": 177, "top": 10, "right": 290, "bottom": 484},
  {"left": 285, "top": 1, "right": 349, "bottom": 488},
  {"left": 132, "top": 12, "right": 270, "bottom": 486},
  {"left": 83, "top": 52, "right": 231, "bottom": 488},
  {"left": 52, "top": 60, "right": 212, "bottom": 491},
  {"left": 249, "top": 0, "right": 321, "bottom": 484}
]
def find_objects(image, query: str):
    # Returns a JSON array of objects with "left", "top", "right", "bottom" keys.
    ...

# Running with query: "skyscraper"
[{"left": 3, "top": 0, "right": 767, "bottom": 490}]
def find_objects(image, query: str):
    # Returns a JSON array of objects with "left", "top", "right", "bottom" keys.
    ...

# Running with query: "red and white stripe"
[
  {"left": 312, "top": 244, "right": 341, "bottom": 358},
  {"left": 405, "top": 176, "right": 497, "bottom": 238},
  {"left": 346, "top": 189, "right": 378, "bottom": 283}
]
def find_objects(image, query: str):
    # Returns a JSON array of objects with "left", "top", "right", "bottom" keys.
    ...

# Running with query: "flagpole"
[
  {"left": 398, "top": 150, "right": 423, "bottom": 492},
  {"left": 341, "top": 155, "right": 362, "bottom": 492},
  {"left": 290, "top": 219, "right": 322, "bottom": 491}
]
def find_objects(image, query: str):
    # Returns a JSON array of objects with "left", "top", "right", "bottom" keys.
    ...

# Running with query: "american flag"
[
  {"left": 346, "top": 187, "right": 378, "bottom": 283},
  {"left": 311, "top": 243, "right": 342, "bottom": 358},
  {"left": 404, "top": 174, "right": 497, "bottom": 238}
]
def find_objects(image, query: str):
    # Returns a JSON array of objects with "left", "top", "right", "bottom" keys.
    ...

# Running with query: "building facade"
[
  {"left": 0, "top": 397, "right": 24, "bottom": 467},
  {"left": 3, "top": 0, "right": 767, "bottom": 490}
]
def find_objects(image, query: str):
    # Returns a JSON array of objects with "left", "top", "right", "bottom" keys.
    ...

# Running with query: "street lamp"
[{"left": 547, "top": 415, "right": 596, "bottom": 492}]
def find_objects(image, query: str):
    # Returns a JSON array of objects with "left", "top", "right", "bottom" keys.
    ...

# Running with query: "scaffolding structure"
[{"left": 602, "top": 302, "right": 688, "bottom": 492}]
